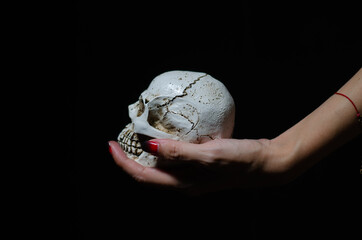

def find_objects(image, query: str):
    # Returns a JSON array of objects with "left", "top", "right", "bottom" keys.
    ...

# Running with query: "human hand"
[{"left": 109, "top": 138, "right": 285, "bottom": 195}]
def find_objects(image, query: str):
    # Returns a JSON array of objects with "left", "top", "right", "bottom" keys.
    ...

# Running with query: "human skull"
[{"left": 118, "top": 71, "right": 235, "bottom": 167}]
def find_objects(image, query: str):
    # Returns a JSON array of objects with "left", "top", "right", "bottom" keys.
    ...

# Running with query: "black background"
[{"left": 73, "top": 1, "right": 361, "bottom": 239}]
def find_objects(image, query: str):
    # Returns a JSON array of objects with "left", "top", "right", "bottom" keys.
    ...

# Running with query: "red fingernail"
[
  {"left": 108, "top": 142, "right": 112, "bottom": 154},
  {"left": 141, "top": 141, "right": 159, "bottom": 155}
]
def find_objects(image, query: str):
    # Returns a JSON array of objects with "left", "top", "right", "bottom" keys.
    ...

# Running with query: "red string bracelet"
[{"left": 335, "top": 92, "right": 361, "bottom": 126}]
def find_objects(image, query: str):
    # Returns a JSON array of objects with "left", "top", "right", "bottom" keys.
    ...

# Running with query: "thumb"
[{"left": 142, "top": 139, "right": 211, "bottom": 162}]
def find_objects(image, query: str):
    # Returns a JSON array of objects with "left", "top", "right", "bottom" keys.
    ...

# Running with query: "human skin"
[{"left": 109, "top": 68, "right": 362, "bottom": 195}]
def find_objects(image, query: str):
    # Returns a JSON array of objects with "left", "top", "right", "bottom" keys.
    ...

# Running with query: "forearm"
[{"left": 265, "top": 68, "right": 362, "bottom": 181}]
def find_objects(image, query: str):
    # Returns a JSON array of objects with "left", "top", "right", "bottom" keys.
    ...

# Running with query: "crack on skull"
[
  {"left": 199, "top": 134, "right": 215, "bottom": 140},
  {"left": 166, "top": 109, "right": 199, "bottom": 135},
  {"left": 147, "top": 74, "right": 207, "bottom": 136},
  {"left": 192, "top": 127, "right": 215, "bottom": 143},
  {"left": 155, "top": 74, "right": 208, "bottom": 109}
]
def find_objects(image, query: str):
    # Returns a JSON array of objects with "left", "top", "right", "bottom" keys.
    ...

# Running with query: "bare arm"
[{"left": 265, "top": 68, "right": 362, "bottom": 182}]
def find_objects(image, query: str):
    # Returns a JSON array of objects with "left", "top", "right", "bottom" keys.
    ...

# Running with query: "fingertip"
[
  {"left": 108, "top": 140, "right": 119, "bottom": 156},
  {"left": 108, "top": 141, "right": 113, "bottom": 154},
  {"left": 140, "top": 140, "right": 159, "bottom": 156},
  {"left": 108, "top": 140, "right": 127, "bottom": 165}
]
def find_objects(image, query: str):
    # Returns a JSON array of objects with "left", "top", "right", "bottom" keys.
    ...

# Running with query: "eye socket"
[
  {"left": 137, "top": 97, "right": 145, "bottom": 117},
  {"left": 147, "top": 108, "right": 180, "bottom": 135},
  {"left": 146, "top": 98, "right": 197, "bottom": 137}
]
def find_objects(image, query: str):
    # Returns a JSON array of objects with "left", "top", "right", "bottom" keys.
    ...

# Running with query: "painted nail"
[
  {"left": 108, "top": 142, "right": 112, "bottom": 154},
  {"left": 141, "top": 140, "right": 159, "bottom": 155}
]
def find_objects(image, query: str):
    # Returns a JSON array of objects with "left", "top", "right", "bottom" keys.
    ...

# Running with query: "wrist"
[{"left": 259, "top": 135, "right": 299, "bottom": 184}]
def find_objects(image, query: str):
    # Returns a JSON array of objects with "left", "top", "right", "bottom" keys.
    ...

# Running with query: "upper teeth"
[{"left": 117, "top": 123, "right": 143, "bottom": 156}]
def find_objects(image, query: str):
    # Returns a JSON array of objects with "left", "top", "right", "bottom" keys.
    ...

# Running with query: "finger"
[
  {"left": 108, "top": 141, "right": 180, "bottom": 186},
  {"left": 144, "top": 139, "right": 214, "bottom": 162}
]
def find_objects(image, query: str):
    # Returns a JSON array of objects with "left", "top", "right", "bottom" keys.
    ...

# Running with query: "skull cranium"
[{"left": 118, "top": 71, "right": 235, "bottom": 167}]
